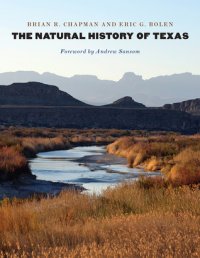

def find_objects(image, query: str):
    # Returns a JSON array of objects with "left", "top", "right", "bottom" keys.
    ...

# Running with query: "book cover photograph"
[{"left": 0, "top": 1, "right": 199, "bottom": 257}]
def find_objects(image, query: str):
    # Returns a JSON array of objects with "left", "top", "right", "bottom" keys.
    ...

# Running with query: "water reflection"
[{"left": 30, "top": 146, "right": 159, "bottom": 194}]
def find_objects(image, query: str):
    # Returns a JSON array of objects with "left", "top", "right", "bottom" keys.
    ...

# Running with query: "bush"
[
  {"left": 168, "top": 148, "right": 200, "bottom": 185},
  {"left": 0, "top": 147, "right": 30, "bottom": 180}
]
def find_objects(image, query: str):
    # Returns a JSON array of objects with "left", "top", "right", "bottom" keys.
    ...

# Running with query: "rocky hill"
[
  {"left": 104, "top": 96, "right": 146, "bottom": 108},
  {"left": 0, "top": 82, "right": 88, "bottom": 106},
  {"left": 163, "top": 99, "right": 200, "bottom": 115}
]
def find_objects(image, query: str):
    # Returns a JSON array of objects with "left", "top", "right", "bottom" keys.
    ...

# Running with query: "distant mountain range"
[{"left": 0, "top": 71, "right": 200, "bottom": 106}]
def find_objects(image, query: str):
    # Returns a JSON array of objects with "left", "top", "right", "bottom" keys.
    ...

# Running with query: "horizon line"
[{"left": 0, "top": 70, "right": 198, "bottom": 82}]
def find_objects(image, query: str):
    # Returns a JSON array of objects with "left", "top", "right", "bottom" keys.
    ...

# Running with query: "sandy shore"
[
  {"left": 75, "top": 152, "right": 129, "bottom": 174},
  {"left": 76, "top": 152, "right": 127, "bottom": 165}
]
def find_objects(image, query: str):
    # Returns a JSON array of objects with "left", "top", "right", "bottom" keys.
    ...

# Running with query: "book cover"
[{"left": 0, "top": 1, "right": 199, "bottom": 257}]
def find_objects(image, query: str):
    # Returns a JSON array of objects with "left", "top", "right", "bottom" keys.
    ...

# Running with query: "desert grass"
[
  {"left": 107, "top": 135, "right": 200, "bottom": 185},
  {"left": 0, "top": 182, "right": 199, "bottom": 257},
  {"left": 0, "top": 147, "right": 30, "bottom": 180},
  {"left": 168, "top": 148, "right": 200, "bottom": 185},
  {"left": 21, "top": 136, "right": 71, "bottom": 157}
]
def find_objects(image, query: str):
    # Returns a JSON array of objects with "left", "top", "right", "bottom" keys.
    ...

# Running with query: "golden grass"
[
  {"left": 21, "top": 136, "right": 71, "bottom": 157},
  {"left": 168, "top": 148, "right": 200, "bottom": 185},
  {"left": 107, "top": 135, "right": 200, "bottom": 185},
  {"left": 0, "top": 183, "right": 199, "bottom": 257},
  {"left": 1, "top": 213, "right": 199, "bottom": 257},
  {"left": 0, "top": 147, "right": 30, "bottom": 180}
]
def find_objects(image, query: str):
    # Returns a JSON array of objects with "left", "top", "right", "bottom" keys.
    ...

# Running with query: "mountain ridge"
[
  {"left": 0, "top": 71, "right": 199, "bottom": 106},
  {"left": 163, "top": 98, "right": 200, "bottom": 115}
]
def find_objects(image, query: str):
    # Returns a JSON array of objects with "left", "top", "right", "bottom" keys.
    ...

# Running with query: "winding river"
[{"left": 30, "top": 146, "right": 159, "bottom": 194}]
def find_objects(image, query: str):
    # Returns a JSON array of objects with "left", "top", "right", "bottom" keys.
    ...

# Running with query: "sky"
[{"left": 0, "top": 0, "right": 199, "bottom": 80}]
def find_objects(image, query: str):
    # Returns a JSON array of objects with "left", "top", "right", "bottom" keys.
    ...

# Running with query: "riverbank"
[
  {"left": 107, "top": 134, "right": 200, "bottom": 185},
  {"left": 30, "top": 146, "right": 160, "bottom": 195},
  {"left": 0, "top": 128, "right": 120, "bottom": 198},
  {"left": 0, "top": 175, "right": 84, "bottom": 199},
  {"left": 0, "top": 128, "right": 145, "bottom": 198},
  {"left": 0, "top": 128, "right": 133, "bottom": 180}
]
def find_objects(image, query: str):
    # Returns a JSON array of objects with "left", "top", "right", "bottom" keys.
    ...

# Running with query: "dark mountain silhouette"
[
  {"left": 105, "top": 96, "right": 146, "bottom": 108},
  {"left": 163, "top": 98, "right": 200, "bottom": 115},
  {"left": 0, "top": 82, "right": 88, "bottom": 106},
  {"left": 0, "top": 71, "right": 200, "bottom": 106},
  {"left": 0, "top": 81, "right": 199, "bottom": 133}
]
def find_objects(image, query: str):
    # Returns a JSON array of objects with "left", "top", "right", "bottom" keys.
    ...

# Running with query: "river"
[{"left": 30, "top": 146, "right": 159, "bottom": 194}]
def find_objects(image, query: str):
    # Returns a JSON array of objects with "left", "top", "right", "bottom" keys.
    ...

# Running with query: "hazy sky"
[{"left": 0, "top": 0, "right": 199, "bottom": 80}]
